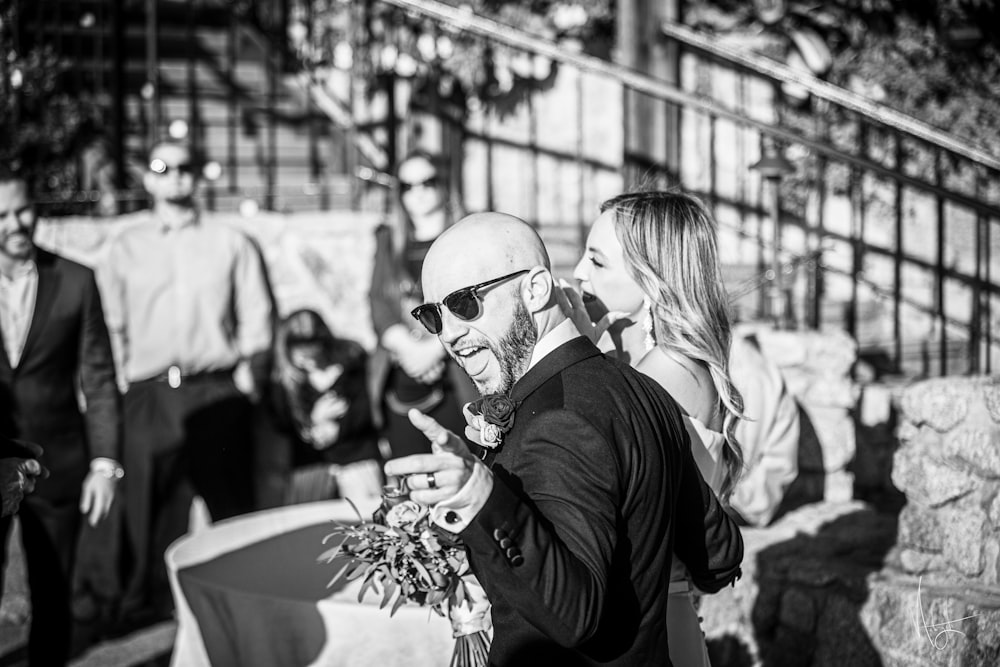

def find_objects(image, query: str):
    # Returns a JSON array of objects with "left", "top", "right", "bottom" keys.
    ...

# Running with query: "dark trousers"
[
  {"left": 0, "top": 494, "right": 81, "bottom": 666},
  {"left": 120, "top": 375, "right": 254, "bottom": 619}
]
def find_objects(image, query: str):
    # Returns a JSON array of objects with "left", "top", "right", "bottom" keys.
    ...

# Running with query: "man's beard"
[
  {"left": 478, "top": 298, "right": 537, "bottom": 396},
  {"left": 0, "top": 228, "right": 35, "bottom": 259}
]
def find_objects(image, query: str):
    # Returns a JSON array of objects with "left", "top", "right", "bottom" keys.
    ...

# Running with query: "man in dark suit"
[
  {"left": 0, "top": 170, "right": 122, "bottom": 665},
  {"left": 386, "top": 213, "right": 743, "bottom": 666}
]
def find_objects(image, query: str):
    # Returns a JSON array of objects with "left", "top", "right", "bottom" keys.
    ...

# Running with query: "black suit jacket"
[
  {"left": 461, "top": 336, "right": 743, "bottom": 666},
  {"left": 0, "top": 248, "right": 120, "bottom": 502}
]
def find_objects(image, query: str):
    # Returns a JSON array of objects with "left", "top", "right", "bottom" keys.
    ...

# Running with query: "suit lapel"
[
  {"left": 0, "top": 321, "right": 11, "bottom": 381},
  {"left": 19, "top": 250, "right": 59, "bottom": 366},
  {"left": 509, "top": 336, "right": 599, "bottom": 405},
  {"left": 479, "top": 337, "right": 599, "bottom": 469}
]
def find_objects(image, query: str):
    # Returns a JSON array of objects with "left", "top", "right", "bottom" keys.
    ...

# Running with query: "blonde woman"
[{"left": 561, "top": 190, "right": 744, "bottom": 666}]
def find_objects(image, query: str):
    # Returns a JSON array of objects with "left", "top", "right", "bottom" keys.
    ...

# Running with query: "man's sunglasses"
[
  {"left": 399, "top": 175, "right": 438, "bottom": 193},
  {"left": 149, "top": 158, "right": 195, "bottom": 176},
  {"left": 411, "top": 269, "right": 530, "bottom": 335}
]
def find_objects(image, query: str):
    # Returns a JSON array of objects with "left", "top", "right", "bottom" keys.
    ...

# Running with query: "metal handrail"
[
  {"left": 377, "top": 0, "right": 1000, "bottom": 220},
  {"left": 660, "top": 21, "right": 1000, "bottom": 173}
]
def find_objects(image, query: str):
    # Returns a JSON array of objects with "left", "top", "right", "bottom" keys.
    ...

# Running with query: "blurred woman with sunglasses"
[
  {"left": 258, "top": 309, "right": 383, "bottom": 504},
  {"left": 562, "top": 189, "right": 745, "bottom": 667},
  {"left": 369, "top": 150, "right": 477, "bottom": 459}
]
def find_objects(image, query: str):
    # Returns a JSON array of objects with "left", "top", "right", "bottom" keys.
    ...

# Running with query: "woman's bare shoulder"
[{"left": 637, "top": 347, "right": 719, "bottom": 424}]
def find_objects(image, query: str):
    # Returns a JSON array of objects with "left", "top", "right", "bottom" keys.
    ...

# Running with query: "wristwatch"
[{"left": 90, "top": 458, "right": 125, "bottom": 480}]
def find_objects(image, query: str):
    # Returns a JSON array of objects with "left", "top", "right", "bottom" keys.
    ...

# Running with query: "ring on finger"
[{"left": 426, "top": 472, "right": 437, "bottom": 490}]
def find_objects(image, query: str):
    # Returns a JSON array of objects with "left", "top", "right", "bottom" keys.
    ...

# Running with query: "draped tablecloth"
[{"left": 166, "top": 499, "right": 454, "bottom": 667}]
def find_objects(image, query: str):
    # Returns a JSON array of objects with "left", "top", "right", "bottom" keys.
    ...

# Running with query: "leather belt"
[{"left": 138, "top": 365, "right": 235, "bottom": 389}]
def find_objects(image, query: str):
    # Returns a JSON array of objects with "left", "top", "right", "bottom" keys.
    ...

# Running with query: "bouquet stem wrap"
[{"left": 448, "top": 574, "right": 492, "bottom": 667}]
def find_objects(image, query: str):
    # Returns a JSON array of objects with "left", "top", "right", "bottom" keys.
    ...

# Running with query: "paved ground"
[
  {"left": 0, "top": 522, "right": 175, "bottom": 666},
  {"left": 0, "top": 620, "right": 175, "bottom": 667},
  {"left": 0, "top": 509, "right": 208, "bottom": 667}
]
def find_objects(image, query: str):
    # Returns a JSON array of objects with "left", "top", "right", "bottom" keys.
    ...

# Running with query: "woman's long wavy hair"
[{"left": 600, "top": 190, "right": 745, "bottom": 502}]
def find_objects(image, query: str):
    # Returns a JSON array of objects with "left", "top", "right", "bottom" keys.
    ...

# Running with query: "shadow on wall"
[
  {"left": 706, "top": 505, "right": 901, "bottom": 667},
  {"left": 772, "top": 406, "right": 825, "bottom": 523},
  {"left": 705, "top": 371, "right": 912, "bottom": 666},
  {"left": 707, "top": 633, "right": 755, "bottom": 667},
  {"left": 752, "top": 509, "right": 898, "bottom": 667},
  {"left": 850, "top": 400, "right": 906, "bottom": 516}
]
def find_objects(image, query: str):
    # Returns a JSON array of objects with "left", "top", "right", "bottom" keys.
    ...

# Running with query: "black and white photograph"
[{"left": 0, "top": 0, "right": 998, "bottom": 665}]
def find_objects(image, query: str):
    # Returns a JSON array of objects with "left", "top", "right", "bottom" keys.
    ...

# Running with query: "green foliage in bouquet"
[{"left": 319, "top": 496, "right": 476, "bottom": 617}]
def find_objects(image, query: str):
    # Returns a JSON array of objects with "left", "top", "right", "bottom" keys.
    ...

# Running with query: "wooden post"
[{"left": 617, "top": 0, "right": 681, "bottom": 186}]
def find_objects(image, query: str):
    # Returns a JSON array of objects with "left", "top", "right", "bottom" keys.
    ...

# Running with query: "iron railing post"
[
  {"left": 751, "top": 149, "right": 795, "bottom": 328},
  {"left": 145, "top": 0, "right": 159, "bottom": 148},
  {"left": 111, "top": 0, "right": 126, "bottom": 208}
]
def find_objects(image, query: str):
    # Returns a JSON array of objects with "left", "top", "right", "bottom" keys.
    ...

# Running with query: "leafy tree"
[
  {"left": 686, "top": 0, "right": 1000, "bottom": 159},
  {"left": 285, "top": 0, "right": 613, "bottom": 117},
  {"left": 0, "top": 3, "right": 108, "bottom": 213}
]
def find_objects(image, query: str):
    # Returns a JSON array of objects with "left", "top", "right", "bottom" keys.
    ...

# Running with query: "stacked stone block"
[
  {"left": 702, "top": 501, "right": 894, "bottom": 667},
  {"left": 748, "top": 326, "right": 860, "bottom": 503},
  {"left": 860, "top": 376, "right": 1000, "bottom": 666}
]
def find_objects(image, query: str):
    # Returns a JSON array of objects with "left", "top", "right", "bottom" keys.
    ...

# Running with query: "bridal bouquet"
[{"left": 319, "top": 488, "right": 491, "bottom": 667}]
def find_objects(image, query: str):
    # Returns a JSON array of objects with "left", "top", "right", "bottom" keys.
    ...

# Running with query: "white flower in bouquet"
[{"left": 384, "top": 499, "right": 428, "bottom": 531}]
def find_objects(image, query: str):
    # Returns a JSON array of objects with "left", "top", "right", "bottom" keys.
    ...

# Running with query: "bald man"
[{"left": 386, "top": 213, "right": 743, "bottom": 666}]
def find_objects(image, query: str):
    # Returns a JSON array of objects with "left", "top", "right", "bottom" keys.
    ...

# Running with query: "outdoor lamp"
[{"left": 750, "top": 150, "right": 795, "bottom": 328}]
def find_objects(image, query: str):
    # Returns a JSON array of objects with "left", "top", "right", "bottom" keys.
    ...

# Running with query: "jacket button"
[
  {"left": 445, "top": 511, "right": 460, "bottom": 524},
  {"left": 499, "top": 537, "right": 513, "bottom": 549},
  {"left": 510, "top": 554, "right": 525, "bottom": 567},
  {"left": 505, "top": 547, "right": 520, "bottom": 560},
  {"left": 493, "top": 528, "right": 507, "bottom": 542}
]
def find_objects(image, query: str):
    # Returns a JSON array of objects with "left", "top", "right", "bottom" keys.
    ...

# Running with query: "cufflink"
[{"left": 445, "top": 511, "right": 460, "bottom": 525}]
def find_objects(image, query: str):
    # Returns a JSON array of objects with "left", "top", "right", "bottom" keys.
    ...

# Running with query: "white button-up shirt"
[{"left": 0, "top": 260, "right": 38, "bottom": 368}]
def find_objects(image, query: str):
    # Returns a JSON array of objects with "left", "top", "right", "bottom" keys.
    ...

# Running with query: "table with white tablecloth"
[{"left": 166, "top": 499, "right": 454, "bottom": 667}]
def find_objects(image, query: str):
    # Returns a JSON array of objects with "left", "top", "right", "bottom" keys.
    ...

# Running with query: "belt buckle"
[{"left": 167, "top": 366, "right": 182, "bottom": 389}]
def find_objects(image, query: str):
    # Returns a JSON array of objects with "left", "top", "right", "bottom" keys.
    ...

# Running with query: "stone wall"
[
  {"left": 702, "top": 501, "right": 895, "bottom": 667},
  {"left": 698, "top": 327, "right": 888, "bottom": 665},
  {"left": 742, "top": 325, "right": 859, "bottom": 507},
  {"left": 859, "top": 376, "right": 1000, "bottom": 666},
  {"left": 705, "top": 351, "right": 1000, "bottom": 667}
]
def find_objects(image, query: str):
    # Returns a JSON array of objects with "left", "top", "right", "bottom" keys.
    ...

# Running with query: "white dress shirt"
[
  {"left": 0, "top": 260, "right": 38, "bottom": 368},
  {"left": 100, "top": 213, "right": 273, "bottom": 384}
]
